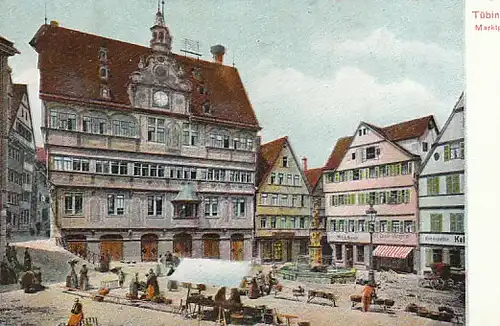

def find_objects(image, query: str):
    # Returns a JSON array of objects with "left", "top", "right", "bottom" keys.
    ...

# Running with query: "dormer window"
[
  {"left": 101, "top": 86, "right": 110, "bottom": 99},
  {"left": 203, "top": 101, "right": 211, "bottom": 114},
  {"left": 99, "top": 47, "right": 108, "bottom": 62},
  {"left": 99, "top": 66, "right": 109, "bottom": 80}
]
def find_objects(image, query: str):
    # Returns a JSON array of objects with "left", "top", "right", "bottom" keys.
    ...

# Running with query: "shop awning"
[{"left": 373, "top": 245, "right": 413, "bottom": 259}]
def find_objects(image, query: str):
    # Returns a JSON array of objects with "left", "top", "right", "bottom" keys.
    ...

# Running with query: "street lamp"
[{"left": 366, "top": 202, "right": 377, "bottom": 283}]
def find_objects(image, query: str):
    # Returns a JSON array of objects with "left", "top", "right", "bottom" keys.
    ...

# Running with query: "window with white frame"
[
  {"left": 278, "top": 173, "right": 284, "bottom": 185},
  {"left": 50, "top": 111, "right": 77, "bottom": 131},
  {"left": 338, "top": 220, "right": 345, "bottom": 232},
  {"left": 233, "top": 198, "right": 245, "bottom": 217},
  {"left": 270, "top": 173, "right": 276, "bottom": 184},
  {"left": 280, "top": 195, "right": 288, "bottom": 206},
  {"left": 445, "top": 141, "right": 465, "bottom": 161},
  {"left": 206, "top": 168, "right": 225, "bottom": 181},
  {"left": 358, "top": 220, "right": 365, "bottom": 232},
  {"left": 348, "top": 220, "right": 355, "bottom": 232},
  {"left": 183, "top": 123, "right": 199, "bottom": 146},
  {"left": 107, "top": 194, "right": 125, "bottom": 215},
  {"left": 404, "top": 220, "right": 414, "bottom": 233},
  {"left": 261, "top": 194, "right": 268, "bottom": 205},
  {"left": 330, "top": 219, "right": 337, "bottom": 231},
  {"left": 148, "top": 118, "right": 165, "bottom": 143},
  {"left": 95, "top": 160, "right": 110, "bottom": 174},
  {"left": 282, "top": 156, "right": 289, "bottom": 167},
  {"left": 64, "top": 193, "right": 83, "bottom": 215},
  {"left": 392, "top": 220, "right": 401, "bottom": 233},
  {"left": 83, "top": 116, "right": 108, "bottom": 134},
  {"left": 147, "top": 195, "right": 163, "bottom": 216},
  {"left": 112, "top": 120, "right": 137, "bottom": 138},
  {"left": 379, "top": 220, "right": 387, "bottom": 233},
  {"left": 133, "top": 163, "right": 165, "bottom": 177},
  {"left": 110, "top": 161, "right": 128, "bottom": 175},
  {"left": 53, "top": 156, "right": 89, "bottom": 172},
  {"left": 204, "top": 198, "right": 218, "bottom": 217}
]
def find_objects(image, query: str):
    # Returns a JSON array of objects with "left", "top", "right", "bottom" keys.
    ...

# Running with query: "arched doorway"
[
  {"left": 66, "top": 234, "right": 87, "bottom": 259},
  {"left": 100, "top": 234, "right": 123, "bottom": 261},
  {"left": 203, "top": 234, "right": 220, "bottom": 259},
  {"left": 173, "top": 233, "right": 192, "bottom": 257},
  {"left": 230, "top": 234, "right": 244, "bottom": 261},
  {"left": 141, "top": 234, "right": 158, "bottom": 262}
]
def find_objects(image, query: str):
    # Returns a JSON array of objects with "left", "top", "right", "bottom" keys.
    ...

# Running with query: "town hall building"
[{"left": 30, "top": 6, "right": 260, "bottom": 262}]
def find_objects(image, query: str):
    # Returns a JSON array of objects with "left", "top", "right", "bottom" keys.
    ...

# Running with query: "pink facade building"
[{"left": 323, "top": 116, "right": 438, "bottom": 272}]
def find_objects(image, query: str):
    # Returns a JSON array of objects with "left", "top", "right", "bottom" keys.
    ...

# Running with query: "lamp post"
[{"left": 366, "top": 202, "right": 377, "bottom": 283}]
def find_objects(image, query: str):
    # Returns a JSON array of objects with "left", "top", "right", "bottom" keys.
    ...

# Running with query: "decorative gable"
[{"left": 128, "top": 53, "right": 192, "bottom": 114}]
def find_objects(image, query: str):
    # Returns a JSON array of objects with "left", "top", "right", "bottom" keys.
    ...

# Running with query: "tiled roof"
[
  {"left": 36, "top": 147, "right": 48, "bottom": 163},
  {"left": 256, "top": 136, "right": 288, "bottom": 188},
  {"left": 372, "top": 115, "right": 435, "bottom": 142},
  {"left": 10, "top": 84, "right": 27, "bottom": 129},
  {"left": 324, "top": 136, "right": 353, "bottom": 171},
  {"left": 29, "top": 24, "right": 260, "bottom": 129},
  {"left": 305, "top": 167, "right": 323, "bottom": 191}
]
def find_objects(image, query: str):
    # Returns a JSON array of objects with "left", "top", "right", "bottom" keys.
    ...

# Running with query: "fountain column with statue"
[{"left": 309, "top": 198, "right": 323, "bottom": 268}]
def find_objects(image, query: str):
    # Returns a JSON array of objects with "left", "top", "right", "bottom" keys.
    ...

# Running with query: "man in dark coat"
[{"left": 24, "top": 248, "right": 32, "bottom": 271}]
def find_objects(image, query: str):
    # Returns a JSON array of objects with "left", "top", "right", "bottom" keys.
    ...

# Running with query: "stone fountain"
[{"left": 277, "top": 199, "right": 356, "bottom": 284}]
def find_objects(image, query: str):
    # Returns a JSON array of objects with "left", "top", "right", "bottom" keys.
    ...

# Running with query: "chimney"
[
  {"left": 302, "top": 157, "right": 308, "bottom": 172},
  {"left": 210, "top": 44, "right": 225, "bottom": 64}
]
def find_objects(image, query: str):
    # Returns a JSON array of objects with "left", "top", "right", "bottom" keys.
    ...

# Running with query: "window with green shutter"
[
  {"left": 427, "top": 177, "right": 439, "bottom": 195},
  {"left": 446, "top": 174, "right": 461, "bottom": 194},
  {"left": 450, "top": 213, "right": 464, "bottom": 232},
  {"left": 430, "top": 214, "right": 443, "bottom": 232},
  {"left": 444, "top": 145, "right": 451, "bottom": 161}
]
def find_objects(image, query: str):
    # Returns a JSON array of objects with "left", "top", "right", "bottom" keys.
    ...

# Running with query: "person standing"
[
  {"left": 23, "top": 248, "right": 32, "bottom": 271},
  {"left": 67, "top": 298, "right": 84, "bottom": 326},
  {"left": 361, "top": 281, "right": 376, "bottom": 312},
  {"left": 79, "top": 264, "right": 89, "bottom": 291}
]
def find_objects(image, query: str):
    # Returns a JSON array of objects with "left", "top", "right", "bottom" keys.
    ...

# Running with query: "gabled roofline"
[{"left": 419, "top": 92, "right": 465, "bottom": 172}]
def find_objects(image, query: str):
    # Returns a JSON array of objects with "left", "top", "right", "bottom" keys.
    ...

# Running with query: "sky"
[{"left": 0, "top": 0, "right": 464, "bottom": 168}]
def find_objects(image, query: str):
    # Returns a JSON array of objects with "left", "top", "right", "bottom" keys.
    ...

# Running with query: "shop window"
[
  {"left": 449, "top": 249, "right": 462, "bottom": 268},
  {"left": 432, "top": 249, "right": 443, "bottom": 264},
  {"left": 356, "top": 245, "right": 364, "bottom": 263}
]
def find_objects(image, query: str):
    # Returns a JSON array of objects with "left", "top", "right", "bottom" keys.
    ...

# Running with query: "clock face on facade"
[{"left": 153, "top": 91, "right": 169, "bottom": 108}]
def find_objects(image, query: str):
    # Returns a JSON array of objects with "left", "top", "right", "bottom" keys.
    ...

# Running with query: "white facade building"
[{"left": 418, "top": 93, "right": 465, "bottom": 273}]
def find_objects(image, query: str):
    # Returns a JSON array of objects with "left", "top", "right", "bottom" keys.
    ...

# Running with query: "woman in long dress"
[{"left": 67, "top": 298, "right": 84, "bottom": 326}]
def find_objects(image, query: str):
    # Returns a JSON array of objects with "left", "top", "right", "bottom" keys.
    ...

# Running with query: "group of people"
[
  {"left": 247, "top": 270, "right": 277, "bottom": 299},
  {"left": 1, "top": 245, "right": 40, "bottom": 288},
  {"left": 127, "top": 269, "right": 160, "bottom": 300}
]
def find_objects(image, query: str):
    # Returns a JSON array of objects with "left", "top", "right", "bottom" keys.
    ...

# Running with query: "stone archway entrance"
[
  {"left": 100, "top": 234, "right": 123, "bottom": 261},
  {"left": 141, "top": 234, "right": 159, "bottom": 262},
  {"left": 202, "top": 234, "right": 220, "bottom": 259},
  {"left": 173, "top": 233, "right": 192, "bottom": 257},
  {"left": 230, "top": 234, "right": 244, "bottom": 261}
]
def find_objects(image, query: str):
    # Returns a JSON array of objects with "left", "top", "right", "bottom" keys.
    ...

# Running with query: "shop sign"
[
  {"left": 373, "top": 233, "right": 417, "bottom": 246},
  {"left": 326, "top": 232, "right": 370, "bottom": 243},
  {"left": 272, "top": 232, "right": 296, "bottom": 238},
  {"left": 420, "top": 233, "right": 465, "bottom": 246}
]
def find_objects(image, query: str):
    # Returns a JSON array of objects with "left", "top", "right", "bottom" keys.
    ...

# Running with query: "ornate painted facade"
[{"left": 29, "top": 8, "right": 260, "bottom": 262}]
